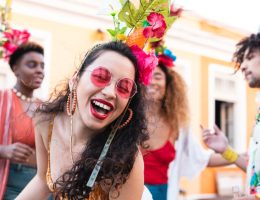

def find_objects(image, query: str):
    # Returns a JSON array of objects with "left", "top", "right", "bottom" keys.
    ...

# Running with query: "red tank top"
[
  {"left": 143, "top": 141, "right": 176, "bottom": 184},
  {"left": 10, "top": 92, "right": 36, "bottom": 148}
]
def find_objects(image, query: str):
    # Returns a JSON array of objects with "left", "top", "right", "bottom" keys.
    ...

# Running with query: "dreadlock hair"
[{"left": 233, "top": 32, "right": 260, "bottom": 70}]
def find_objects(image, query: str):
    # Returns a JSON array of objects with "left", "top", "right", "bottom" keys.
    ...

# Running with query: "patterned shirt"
[{"left": 247, "top": 109, "right": 260, "bottom": 195}]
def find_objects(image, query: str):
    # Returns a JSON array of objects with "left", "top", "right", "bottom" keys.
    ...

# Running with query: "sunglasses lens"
[
  {"left": 91, "top": 67, "right": 111, "bottom": 87},
  {"left": 116, "top": 78, "right": 137, "bottom": 98}
]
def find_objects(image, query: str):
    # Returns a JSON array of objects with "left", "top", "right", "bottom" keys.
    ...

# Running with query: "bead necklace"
[{"left": 12, "top": 88, "right": 35, "bottom": 102}]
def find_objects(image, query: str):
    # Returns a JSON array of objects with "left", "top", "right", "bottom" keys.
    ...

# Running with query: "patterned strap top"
[
  {"left": 46, "top": 118, "right": 104, "bottom": 200},
  {"left": 46, "top": 119, "right": 55, "bottom": 192}
]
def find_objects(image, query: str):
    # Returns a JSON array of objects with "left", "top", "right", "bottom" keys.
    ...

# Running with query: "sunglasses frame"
[{"left": 87, "top": 67, "right": 138, "bottom": 99}]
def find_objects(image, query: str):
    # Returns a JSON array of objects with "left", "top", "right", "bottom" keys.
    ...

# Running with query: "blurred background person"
[
  {"left": 142, "top": 40, "right": 245, "bottom": 200},
  {"left": 0, "top": 28, "right": 45, "bottom": 200}
]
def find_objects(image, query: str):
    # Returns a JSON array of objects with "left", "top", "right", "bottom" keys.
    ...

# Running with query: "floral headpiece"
[
  {"left": 147, "top": 3, "right": 183, "bottom": 68},
  {"left": 106, "top": 0, "right": 179, "bottom": 85},
  {"left": 150, "top": 39, "right": 177, "bottom": 68},
  {"left": 0, "top": 28, "right": 30, "bottom": 61},
  {"left": 0, "top": 1, "right": 31, "bottom": 61}
]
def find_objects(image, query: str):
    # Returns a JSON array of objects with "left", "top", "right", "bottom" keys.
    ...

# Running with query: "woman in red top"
[
  {"left": 142, "top": 40, "right": 190, "bottom": 200},
  {"left": 0, "top": 40, "right": 45, "bottom": 200}
]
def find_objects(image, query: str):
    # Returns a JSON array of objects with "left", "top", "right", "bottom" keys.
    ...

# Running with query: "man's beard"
[{"left": 249, "top": 77, "right": 260, "bottom": 88}]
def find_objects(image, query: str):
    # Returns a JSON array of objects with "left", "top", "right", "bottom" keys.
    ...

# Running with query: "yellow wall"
[{"left": 12, "top": 13, "right": 100, "bottom": 91}]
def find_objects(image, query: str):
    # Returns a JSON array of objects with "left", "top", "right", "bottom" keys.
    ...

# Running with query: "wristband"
[{"left": 221, "top": 146, "right": 238, "bottom": 163}]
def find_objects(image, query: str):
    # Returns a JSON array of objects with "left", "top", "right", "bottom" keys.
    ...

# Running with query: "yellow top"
[{"left": 46, "top": 118, "right": 104, "bottom": 200}]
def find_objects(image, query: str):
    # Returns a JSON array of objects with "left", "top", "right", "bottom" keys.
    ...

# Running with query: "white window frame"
[
  {"left": 208, "top": 64, "right": 247, "bottom": 152},
  {"left": 175, "top": 59, "right": 192, "bottom": 87}
]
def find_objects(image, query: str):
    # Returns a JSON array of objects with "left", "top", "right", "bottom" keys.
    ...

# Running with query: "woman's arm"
[
  {"left": 16, "top": 117, "right": 51, "bottom": 200},
  {"left": 113, "top": 150, "right": 144, "bottom": 200}
]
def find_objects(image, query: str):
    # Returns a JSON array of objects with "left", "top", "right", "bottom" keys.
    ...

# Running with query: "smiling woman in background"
[{"left": 0, "top": 28, "right": 45, "bottom": 200}]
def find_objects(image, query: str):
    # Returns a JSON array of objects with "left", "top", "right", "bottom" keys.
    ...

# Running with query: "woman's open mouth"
[{"left": 90, "top": 99, "right": 114, "bottom": 120}]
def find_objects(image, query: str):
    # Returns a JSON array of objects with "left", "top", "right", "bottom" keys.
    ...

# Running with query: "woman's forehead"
[{"left": 86, "top": 51, "right": 135, "bottom": 78}]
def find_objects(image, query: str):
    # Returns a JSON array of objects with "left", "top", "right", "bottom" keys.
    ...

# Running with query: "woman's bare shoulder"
[{"left": 33, "top": 112, "right": 54, "bottom": 142}]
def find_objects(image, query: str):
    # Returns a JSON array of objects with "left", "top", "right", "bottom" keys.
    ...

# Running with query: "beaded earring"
[
  {"left": 66, "top": 87, "right": 77, "bottom": 116},
  {"left": 118, "top": 108, "right": 133, "bottom": 129}
]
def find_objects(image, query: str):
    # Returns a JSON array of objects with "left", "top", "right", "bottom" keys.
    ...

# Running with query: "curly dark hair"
[
  {"left": 9, "top": 41, "right": 44, "bottom": 70},
  {"left": 158, "top": 64, "right": 190, "bottom": 139},
  {"left": 233, "top": 32, "right": 260, "bottom": 70},
  {"left": 38, "top": 41, "right": 148, "bottom": 199}
]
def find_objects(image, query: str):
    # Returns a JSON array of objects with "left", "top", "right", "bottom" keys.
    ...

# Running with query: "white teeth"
[{"left": 93, "top": 100, "right": 111, "bottom": 111}]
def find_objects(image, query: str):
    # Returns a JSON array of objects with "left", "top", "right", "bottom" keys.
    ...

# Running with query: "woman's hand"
[
  {"left": 0, "top": 142, "right": 34, "bottom": 162},
  {"left": 200, "top": 124, "right": 229, "bottom": 153}
]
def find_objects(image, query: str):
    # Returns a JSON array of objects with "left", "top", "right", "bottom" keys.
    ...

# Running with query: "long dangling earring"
[
  {"left": 118, "top": 108, "right": 133, "bottom": 129},
  {"left": 66, "top": 88, "right": 77, "bottom": 116}
]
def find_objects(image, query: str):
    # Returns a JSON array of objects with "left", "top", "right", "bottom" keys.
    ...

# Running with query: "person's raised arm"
[
  {"left": 16, "top": 116, "right": 51, "bottom": 200},
  {"left": 201, "top": 125, "right": 247, "bottom": 171}
]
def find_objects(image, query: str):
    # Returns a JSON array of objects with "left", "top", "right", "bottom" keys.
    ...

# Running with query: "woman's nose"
[
  {"left": 101, "top": 83, "right": 117, "bottom": 99},
  {"left": 35, "top": 64, "right": 44, "bottom": 74}
]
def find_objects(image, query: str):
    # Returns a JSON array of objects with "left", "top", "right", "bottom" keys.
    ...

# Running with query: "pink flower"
[
  {"left": 2, "top": 29, "right": 30, "bottom": 60},
  {"left": 130, "top": 45, "right": 158, "bottom": 85},
  {"left": 4, "top": 29, "right": 30, "bottom": 46},
  {"left": 158, "top": 54, "right": 174, "bottom": 67},
  {"left": 170, "top": 4, "right": 183, "bottom": 17},
  {"left": 143, "top": 12, "right": 166, "bottom": 39},
  {"left": 3, "top": 42, "right": 18, "bottom": 60}
]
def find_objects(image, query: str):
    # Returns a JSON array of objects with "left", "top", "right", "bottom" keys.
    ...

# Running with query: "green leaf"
[
  {"left": 118, "top": 1, "right": 137, "bottom": 28},
  {"left": 148, "top": 37, "right": 161, "bottom": 43},
  {"left": 119, "top": 26, "right": 127, "bottom": 34},
  {"left": 119, "top": 0, "right": 126, "bottom": 6},
  {"left": 165, "top": 16, "right": 177, "bottom": 31},
  {"left": 107, "top": 29, "right": 116, "bottom": 37},
  {"left": 118, "top": 0, "right": 170, "bottom": 29},
  {"left": 142, "top": 20, "right": 150, "bottom": 27}
]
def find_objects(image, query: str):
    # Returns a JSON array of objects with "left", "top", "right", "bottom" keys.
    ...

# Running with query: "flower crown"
[
  {"left": 147, "top": 4, "right": 183, "bottom": 68},
  {"left": 149, "top": 39, "right": 177, "bottom": 68},
  {"left": 106, "top": 0, "right": 180, "bottom": 85},
  {"left": 0, "top": 27, "right": 31, "bottom": 61}
]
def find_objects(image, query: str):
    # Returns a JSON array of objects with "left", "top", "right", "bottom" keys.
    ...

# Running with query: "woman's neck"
[
  {"left": 146, "top": 100, "right": 163, "bottom": 116},
  {"left": 70, "top": 109, "right": 95, "bottom": 146},
  {"left": 14, "top": 83, "right": 34, "bottom": 98}
]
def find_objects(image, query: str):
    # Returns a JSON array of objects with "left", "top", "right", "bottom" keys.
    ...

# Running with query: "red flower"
[
  {"left": 158, "top": 54, "right": 174, "bottom": 67},
  {"left": 170, "top": 4, "right": 183, "bottom": 17},
  {"left": 4, "top": 29, "right": 30, "bottom": 46},
  {"left": 2, "top": 29, "right": 30, "bottom": 60},
  {"left": 143, "top": 12, "right": 166, "bottom": 39},
  {"left": 130, "top": 45, "right": 158, "bottom": 85},
  {"left": 3, "top": 42, "right": 18, "bottom": 60}
]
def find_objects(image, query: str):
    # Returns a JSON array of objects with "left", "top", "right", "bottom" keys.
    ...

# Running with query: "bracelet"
[{"left": 221, "top": 146, "right": 238, "bottom": 163}]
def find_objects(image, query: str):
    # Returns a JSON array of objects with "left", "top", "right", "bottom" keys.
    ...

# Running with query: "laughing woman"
[{"left": 16, "top": 41, "right": 151, "bottom": 200}]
